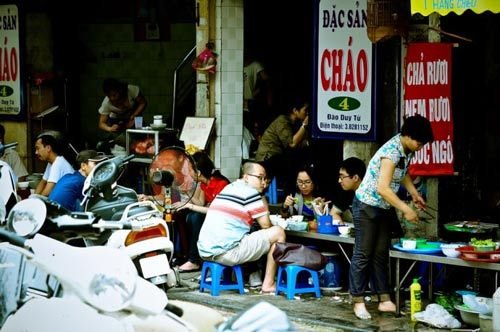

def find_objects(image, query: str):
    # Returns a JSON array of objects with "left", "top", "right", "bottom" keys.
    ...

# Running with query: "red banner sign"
[{"left": 404, "top": 43, "right": 454, "bottom": 176}]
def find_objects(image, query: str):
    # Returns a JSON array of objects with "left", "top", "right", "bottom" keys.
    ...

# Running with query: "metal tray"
[{"left": 444, "top": 221, "right": 498, "bottom": 234}]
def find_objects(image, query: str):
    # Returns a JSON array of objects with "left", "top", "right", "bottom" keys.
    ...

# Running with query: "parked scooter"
[
  {"left": 0, "top": 228, "right": 224, "bottom": 332},
  {"left": 6, "top": 193, "right": 178, "bottom": 290},
  {"left": 80, "top": 152, "right": 187, "bottom": 290}
]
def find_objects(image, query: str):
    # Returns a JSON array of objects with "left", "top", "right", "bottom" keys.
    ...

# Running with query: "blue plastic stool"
[
  {"left": 265, "top": 177, "right": 278, "bottom": 204},
  {"left": 199, "top": 261, "right": 245, "bottom": 296},
  {"left": 276, "top": 265, "right": 321, "bottom": 300}
]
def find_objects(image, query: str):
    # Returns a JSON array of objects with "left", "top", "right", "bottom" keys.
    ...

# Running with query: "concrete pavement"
[{"left": 166, "top": 270, "right": 469, "bottom": 331}]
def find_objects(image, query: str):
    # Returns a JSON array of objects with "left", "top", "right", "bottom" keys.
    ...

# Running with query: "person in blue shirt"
[{"left": 48, "top": 150, "right": 107, "bottom": 211}]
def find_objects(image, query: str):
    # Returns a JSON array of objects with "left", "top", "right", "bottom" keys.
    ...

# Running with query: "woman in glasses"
[{"left": 281, "top": 163, "right": 324, "bottom": 220}]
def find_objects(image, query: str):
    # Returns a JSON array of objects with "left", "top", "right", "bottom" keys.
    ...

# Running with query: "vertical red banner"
[{"left": 404, "top": 43, "right": 455, "bottom": 176}]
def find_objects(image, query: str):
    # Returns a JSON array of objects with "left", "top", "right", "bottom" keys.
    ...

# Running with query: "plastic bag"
[
  {"left": 217, "top": 301, "right": 296, "bottom": 331},
  {"left": 413, "top": 303, "right": 461, "bottom": 329},
  {"left": 272, "top": 242, "right": 326, "bottom": 270},
  {"left": 192, "top": 42, "right": 217, "bottom": 74}
]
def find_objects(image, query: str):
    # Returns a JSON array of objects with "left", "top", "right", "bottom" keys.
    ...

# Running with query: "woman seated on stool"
[
  {"left": 172, "top": 151, "right": 230, "bottom": 272},
  {"left": 281, "top": 163, "right": 331, "bottom": 220}
]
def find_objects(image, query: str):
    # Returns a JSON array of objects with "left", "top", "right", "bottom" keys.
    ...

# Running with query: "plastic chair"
[
  {"left": 276, "top": 265, "right": 321, "bottom": 300},
  {"left": 265, "top": 177, "right": 278, "bottom": 204},
  {"left": 199, "top": 261, "right": 245, "bottom": 296}
]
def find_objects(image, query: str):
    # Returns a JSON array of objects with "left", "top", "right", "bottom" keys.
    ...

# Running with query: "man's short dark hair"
[
  {"left": 340, "top": 157, "right": 366, "bottom": 179},
  {"left": 103, "top": 78, "right": 128, "bottom": 96},
  {"left": 36, "top": 130, "right": 65, "bottom": 155},
  {"left": 0, "top": 124, "right": 5, "bottom": 141}
]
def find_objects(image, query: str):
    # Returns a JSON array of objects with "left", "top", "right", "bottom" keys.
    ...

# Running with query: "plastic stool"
[
  {"left": 199, "top": 261, "right": 245, "bottom": 296},
  {"left": 265, "top": 177, "right": 278, "bottom": 204},
  {"left": 276, "top": 265, "right": 321, "bottom": 300}
]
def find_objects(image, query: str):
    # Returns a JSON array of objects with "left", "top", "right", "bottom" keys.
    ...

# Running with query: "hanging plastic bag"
[{"left": 192, "top": 42, "right": 217, "bottom": 74}]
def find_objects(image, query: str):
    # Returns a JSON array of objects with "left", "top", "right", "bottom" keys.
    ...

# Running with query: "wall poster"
[
  {"left": 404, "top": 42, "right": 455, "bottom": 176},
  {"left": 312, "top": 0, "right": 376, "bottom": 141},
  {"left": 0, "top": 4, "right": 23, "bottom": 118}
]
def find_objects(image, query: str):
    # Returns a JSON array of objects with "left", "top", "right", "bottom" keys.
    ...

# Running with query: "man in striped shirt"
[{"left": 198, "top": 160, "right": 286, "bottom": 293}]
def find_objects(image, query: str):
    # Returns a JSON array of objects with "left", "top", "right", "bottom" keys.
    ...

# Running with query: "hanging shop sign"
[
  {"left": 404, "top": 43, "right": 454, "bottom": 176},
  {"left": 411, "top": 0, "right": 500, "bottom": 16},
  {"left": 0, "top": 4, "right": 22, "bottom": 117},
  {"left": 312, "top": 0, "right": 376, "bottom": 141}
]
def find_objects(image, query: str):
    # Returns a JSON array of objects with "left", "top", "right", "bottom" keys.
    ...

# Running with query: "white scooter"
[
  {"left": 81, "top": 153, "right": 186, "bottom": 290},
  {"left": 6, "top": 194, "right": 179, "bottom": 291},
  {"left": 0, "top": 228, "right": 224, "bottom": 332}
]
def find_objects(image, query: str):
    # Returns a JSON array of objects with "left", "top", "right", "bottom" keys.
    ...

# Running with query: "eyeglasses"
[
  {"left": 338, "top": 174, "right": 353, "bottom": 180},
  {"left": 247, "top": 174, "right": 269, "bottom": 183},
  {"left": 296, "top": 180, "right": 312, "bottom": 186}
]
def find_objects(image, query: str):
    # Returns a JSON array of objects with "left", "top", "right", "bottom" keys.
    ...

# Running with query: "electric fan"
[{"left": 148, "top": 146, "right": 198, "bottom": 208}]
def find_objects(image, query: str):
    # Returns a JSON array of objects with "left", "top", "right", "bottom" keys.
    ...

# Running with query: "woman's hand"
[
  {"left": 403, "top": 206, "right": 419, "bottom": 223},
  {"left": 411, "top": 193, "right": 426, "bottom": 210},
  {"left": 137, "top": 194, "right": 151, "bottom": 202},
  {"left": 283, "top": 194, "right": 295, "bottom": 208}
]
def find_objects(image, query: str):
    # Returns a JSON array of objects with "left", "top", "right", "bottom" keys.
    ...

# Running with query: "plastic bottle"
[
  {"left": 493, "top": 287, "right": 500, "bottom": 331},
  {"left": 410, "top": 277, "right": 422, "bottom": 321},
  {"left": 164, "top": 187, "right": 173, "bottom": 223}
]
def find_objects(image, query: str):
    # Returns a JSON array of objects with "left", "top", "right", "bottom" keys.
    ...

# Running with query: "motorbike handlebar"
[
  {"left": 0, "top": 142, "right": 18, "bottom": 158},
  {"left": 0, "top": 228, "right": 27, "bottom": 247},
  {"left": 121, "top": 153, "right": 135, "bottom": 163}
]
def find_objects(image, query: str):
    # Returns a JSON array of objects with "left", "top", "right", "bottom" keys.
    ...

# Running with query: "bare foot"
[
  {"left": 178, "top": 261, "right": 200, "bottom": 271},
  {"left": 261, "top": 282, "right": 276, "bottom": 293},
  {"left": 378, "top": 300, "right": 396, "bottom": 312},
  {"left": 353, "top": 302, "right": 372, "bottom": 320}
]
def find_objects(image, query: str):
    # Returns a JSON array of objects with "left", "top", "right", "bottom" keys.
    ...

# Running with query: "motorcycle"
[
  {"left": 80, "top": 149, "right": 197, "bottom": 290},
  {"left": 0, "top": 228, "right": 224, "bottom": 331},
  {"left": 6, "top": 191, "right": 178, "bottom": 290},
  {"left": 7, "top": 147, "right": 197, "bottom": 291}
]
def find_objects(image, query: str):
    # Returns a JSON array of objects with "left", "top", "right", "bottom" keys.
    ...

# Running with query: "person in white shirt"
[
  {"left": 97, "top": 78, "right": 147, "bottom": 148},
  {"left": 34, "top": 131, "right": 75, "bottom": 197},
  {"left": 0, "top": 124, "right": 28, "bottom": 181}
]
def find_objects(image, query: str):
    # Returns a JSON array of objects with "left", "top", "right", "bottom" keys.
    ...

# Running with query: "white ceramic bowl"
[
  {"left": 338, "top": 225, "right": 351, "bottom": 236},
  {"left": 402, "top": 239, "right": 417, "bottom": 250},
  {"left": 456, "top": 304, "right": 480, "bottom": 327},
  {"left": 440, "top": 243, "right": 464, "bottom": 258},
  {"left": 17, "top": 181, "right": 30, "bottom": 189},
  {"left": 289, "top": 215, "right": 304, "bottom": 222},
  {"left": 287, "top": 221, "right": 308, "bottom": 231},
  {"left": 270, "top": 215, "right": 288, "bottom": 229},
  {"left": 270, "top": 214, "right": 284, "bottom": 225}
]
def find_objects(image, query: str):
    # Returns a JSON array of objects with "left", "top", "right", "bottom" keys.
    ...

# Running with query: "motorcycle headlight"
[{"left": 7, "top": 198, "right": 46, "bottom": 237}]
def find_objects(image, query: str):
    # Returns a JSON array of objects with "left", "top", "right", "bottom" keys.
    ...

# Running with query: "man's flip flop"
[
  {"left": 178, "top": 268, "right": 201, "bottom": 273},
  {"left": 258, "top": 290, "right": 276, "bottom": 296}
]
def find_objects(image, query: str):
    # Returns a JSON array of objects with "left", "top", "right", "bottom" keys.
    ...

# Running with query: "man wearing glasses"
[
  {"left": 198, "top": 160, "right": 286, "bottom": 294},
  {"left": 330, "top": 157, "right": 366, "bottom": 223}
]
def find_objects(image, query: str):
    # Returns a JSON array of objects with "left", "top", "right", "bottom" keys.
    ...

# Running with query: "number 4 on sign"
[{"left": 339, "top": 98, "right": 349, "bottom": 111}]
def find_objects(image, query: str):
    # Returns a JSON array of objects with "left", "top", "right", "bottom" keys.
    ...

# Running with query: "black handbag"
[{"left": 272, "top": 242, "right": 327, "bottom": 270}]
